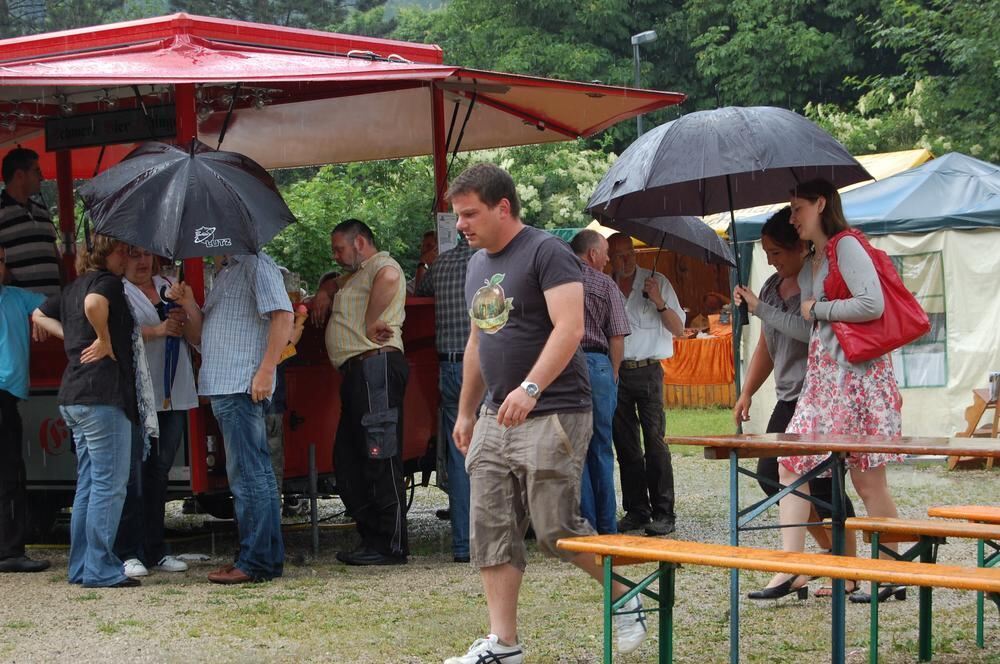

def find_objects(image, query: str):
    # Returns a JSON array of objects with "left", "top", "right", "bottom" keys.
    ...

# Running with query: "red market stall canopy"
[{"left": 0, "top": 13, "right": 686, "bottom": 177}]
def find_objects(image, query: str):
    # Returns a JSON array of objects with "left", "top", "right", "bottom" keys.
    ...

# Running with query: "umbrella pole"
[{"left": 725, "top": 175, "right": 746, "bottom": 435}]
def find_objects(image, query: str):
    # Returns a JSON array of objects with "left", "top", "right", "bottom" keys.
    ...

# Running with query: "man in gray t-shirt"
[
  {"left": 465, "top": 227, "right": 591, "bottom": 414},
  {"left": 444, "top": 164, "right": 647, "bottom": 664}
]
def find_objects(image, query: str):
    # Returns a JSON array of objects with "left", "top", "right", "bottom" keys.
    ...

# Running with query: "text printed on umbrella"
[{"left": 194, "top": 226, "right": 232, "bottom": 248}]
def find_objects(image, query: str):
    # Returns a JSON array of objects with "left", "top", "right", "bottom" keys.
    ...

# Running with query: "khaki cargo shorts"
[{"left": 465, "top": 406, "right": 594, "bottom": 570}]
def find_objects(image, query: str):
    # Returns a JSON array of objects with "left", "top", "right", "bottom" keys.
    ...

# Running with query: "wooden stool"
[{"left": 949, "top": 388, "right": 999, "bottom": 470}]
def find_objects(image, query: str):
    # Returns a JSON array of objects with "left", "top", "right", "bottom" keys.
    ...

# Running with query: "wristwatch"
[
  {"left": 656, "top": 305, "right": 668, "bottom": 313},
  {"left": 520, "top": 381, "right": 541, "bottom": 399}
]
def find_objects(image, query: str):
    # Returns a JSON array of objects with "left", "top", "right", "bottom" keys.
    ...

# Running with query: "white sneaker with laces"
[
  {"left": 443, "top": 634, "right": 524, "bottom": 664},
  {"left": 614, "top": 596, "right": 648, "bottom": 654},
  {"left": 123, "top": 558, "right": 149, "bottom": 578},
  {"left": 153, "top": 555, "right": 189, "bottom": 572}
]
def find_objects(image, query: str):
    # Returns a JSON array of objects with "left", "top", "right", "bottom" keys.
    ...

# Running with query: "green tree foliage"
[
  {"left": 807, "top": 0, "right": 1000, "bottom": 161},
  {"left": 171, "top": 0, "right": 348, "bottom": 27},
  {"left": 265, "top": 142, "right": 614, "bottom": 287},
  {"left": 684, "top": 0, "right": 887, "bottom": 110}
]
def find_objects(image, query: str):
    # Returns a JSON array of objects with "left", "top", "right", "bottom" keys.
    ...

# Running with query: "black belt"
[
  {"left": 438, "top": 352, "right": 464, "bottom": 363},
  {"left": 620, "top": 358, "right": 658, "bottom": 370},
  {"left": 340, "top": 346, "right": 401, "bottom": 372},
  {"left": 582, "top": 346, "right": 608, "bottom": 355}
]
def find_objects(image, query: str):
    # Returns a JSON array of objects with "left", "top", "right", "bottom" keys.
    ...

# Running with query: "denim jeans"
[
  {"left": 61, "top": 404, "right": 132, "bottom": 587},
  {"left": 115, "top": 410, "right": 187, "bottom": 565},
  {"left": 580, "top": 353, "right": 619, "bottom": 534},
  {"left": 211, "top": 394, "right": 283, "bottom": 579},
  {"left": 439, "top": 361, "right": 470, "bottom": 558}
]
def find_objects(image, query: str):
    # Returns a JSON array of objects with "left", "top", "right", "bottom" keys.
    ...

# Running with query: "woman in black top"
[{"left": 33, "top": 235, "right": 143, "bottom": 588}]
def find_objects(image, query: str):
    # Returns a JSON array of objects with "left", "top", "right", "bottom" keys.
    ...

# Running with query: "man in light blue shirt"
[
  {"left": 198, "top": 252, "right": 292, "bottom": 584},
  {"left": 0, "top": 243, "right": 50, "bottom": 572}
]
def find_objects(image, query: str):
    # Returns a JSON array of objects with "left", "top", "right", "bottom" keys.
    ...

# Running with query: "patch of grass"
[
  {"left": 73, "top": 591, "right": 100, "bottom": 602},
  {"left": 667, "top": 407, "right": 733, "bottom": 454},
  {"left": 96, "top": 621, "right": 118, "bottom": 635},
  {"left": 4, "top": 620, "right": 33, "bottom": 630},
  {"left": 158, "top": 587, "right": 186, "bottom": 596}
]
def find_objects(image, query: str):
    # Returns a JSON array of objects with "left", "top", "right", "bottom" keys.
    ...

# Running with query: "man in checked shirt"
[
  {"left": 569, "top": 230, "right": 630, "bottom": 534},
  {"left": 416, "top": 236, "right": 475, "bottom": 563}
]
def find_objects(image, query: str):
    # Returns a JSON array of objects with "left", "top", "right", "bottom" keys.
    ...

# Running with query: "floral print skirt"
[{"left": 780, "top": 331, "right": 904, "bottom": 476}]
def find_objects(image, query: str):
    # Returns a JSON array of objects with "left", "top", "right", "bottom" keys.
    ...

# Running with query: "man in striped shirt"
[
  {"left": 0, "top": 149, "right": 62, "bottom": 296},
  {"left": 570, "top": 230, "right": 630, "bottom": 534}
]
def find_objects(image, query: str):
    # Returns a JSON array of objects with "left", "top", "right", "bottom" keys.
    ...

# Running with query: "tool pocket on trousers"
[{"left": 362, "top": 408, "right": 399, "bottom": 460}]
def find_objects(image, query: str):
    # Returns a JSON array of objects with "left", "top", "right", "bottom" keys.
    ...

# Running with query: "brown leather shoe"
[{"left": 208, "top": 565, "right": 253, "bottom": 584}]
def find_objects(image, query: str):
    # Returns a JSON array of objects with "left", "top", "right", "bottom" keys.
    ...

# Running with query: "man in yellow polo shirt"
[{"left": 324, "top": 219, "right": 409, "bottom": 566}]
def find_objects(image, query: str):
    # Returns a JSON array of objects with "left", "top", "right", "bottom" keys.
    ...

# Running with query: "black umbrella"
[
  {"left": 586, "top": 106, "right": 871, "bottom": 323},
  {"left": 587, "top": 106, "right": 871, "bottom": 220},
  {"left": 79, "top": 139, "right": 295, "bottom": 259},
  {"left": 603, "top": 215, "right": 735, "bottom": 267}
]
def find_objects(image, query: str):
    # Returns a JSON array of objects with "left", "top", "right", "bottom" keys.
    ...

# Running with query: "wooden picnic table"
[{"left": 665, "top": 433, "right": 1000, "bottom": 664}]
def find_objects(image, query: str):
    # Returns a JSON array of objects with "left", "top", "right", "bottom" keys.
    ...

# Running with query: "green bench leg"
[
  {"left": 977, "top": 538, "right": 986, "bottom": 648},
  {"left": 918, "top": 545, "right": 934, "bottom": 661},
  {"left": 603, "top": 555, "right": 613, "bottom": 664},
  {"left": 601, "top": 556, "right": 674, "bottom": 664},
  {"left": 660, "top": 562, "right": 675, "bottom": 663},
  {"left": 870, "top": 533, "right": 880, "bottom": 664}
]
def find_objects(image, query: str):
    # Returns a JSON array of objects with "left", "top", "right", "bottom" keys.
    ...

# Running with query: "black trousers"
[
  {"left": 0, "top": 389, "right": 27, "bottom": 559},
  {"left": 613, "top": 362, "right": 675, "bottom": 522},
  {"left": 334, "top": 352, "right": 409, "bottom": 557},
  {"left": 756, "top": 399, "right": 856, "bottom": 521}
]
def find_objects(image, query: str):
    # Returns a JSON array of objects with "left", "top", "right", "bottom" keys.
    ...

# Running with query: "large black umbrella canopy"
[
  {"left": 604, "top": 216, "right": 735, "bottom": 267},
  {"left": 586, "top": 106, "right": 872, "bottom": 220},
  {"left": 79, "top": 139, "right": 295, "bottom": 259}
]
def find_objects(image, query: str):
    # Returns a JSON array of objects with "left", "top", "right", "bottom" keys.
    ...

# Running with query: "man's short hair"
[
  {"left": 446, "top": 163, "right": 521, "bottom": 219},
  {"left": 422, "top": 229, "right": 436, "bottom": 238},
  {"left": 2, "top": 148, "right": 39, "bottom": 183},
  {"left": 331, "top": 218, "right": 377, "bottom": 248},
  {"left": 569, "top": 229, "right": 604, "bottom": 257}
]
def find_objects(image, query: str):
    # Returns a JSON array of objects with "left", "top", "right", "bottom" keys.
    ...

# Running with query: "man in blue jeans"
[
  {"left": 416, "top": 239, "right": 475, "bottom": 562},
  {"left": 198, "top": 253, "right": 292, "bottom": 584},
  {"left": 570, "top": 230, "right": 630, "bottom": 533}
]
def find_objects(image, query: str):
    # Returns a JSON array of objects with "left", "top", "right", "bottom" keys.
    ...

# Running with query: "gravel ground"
[{"left": 1, "top": 451, "right": 998, "bottom": 663}]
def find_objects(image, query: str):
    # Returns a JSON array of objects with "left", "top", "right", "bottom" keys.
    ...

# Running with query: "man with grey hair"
[
  {"left": 607, "top": 232, "right": 684, "bottom": 537},
  {"left": 569, "top": 229, "right": 629, "bottom": 534}
]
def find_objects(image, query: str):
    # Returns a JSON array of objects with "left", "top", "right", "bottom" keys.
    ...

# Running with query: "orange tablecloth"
[{"left": 661, "top": 331, "right": 734, "bottom": 385}]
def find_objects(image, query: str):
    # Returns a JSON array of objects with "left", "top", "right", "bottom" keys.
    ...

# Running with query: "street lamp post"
[{"left": 631, "top": 29, "right": 657, "bottom": 136}]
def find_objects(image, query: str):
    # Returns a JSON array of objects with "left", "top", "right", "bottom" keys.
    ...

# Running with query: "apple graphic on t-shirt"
[{"left": 469, "top": 273, "right": 514, "bottom": 334}]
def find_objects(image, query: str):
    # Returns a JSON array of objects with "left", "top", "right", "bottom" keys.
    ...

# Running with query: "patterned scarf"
[{"left": 125, "top": 297, "right": 159, "bottom": 459}]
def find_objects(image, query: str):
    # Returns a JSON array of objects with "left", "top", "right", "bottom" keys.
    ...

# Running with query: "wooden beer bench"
[
  {"left": 927, "top": 505, "right": 1000, "bottom": 648},
  {"left": 841, "top": 516, "right": 1000, "bottom": 661},
  {"left": 556, "top": 534, "right": 1000, "bottom": 664}
]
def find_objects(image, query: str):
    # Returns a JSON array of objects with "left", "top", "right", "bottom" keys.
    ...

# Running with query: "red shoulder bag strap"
[{"left": 823, "top": 228, "right": 867, "bottom": 301}]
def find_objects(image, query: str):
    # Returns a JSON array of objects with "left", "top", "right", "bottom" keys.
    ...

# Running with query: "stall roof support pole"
[
  {"left": 173, "top": 83, "right": 205, "bottom": 304},
  {"left": 55, "top": 150, "right": 76, "bottom": 281},
  {"left": 430, "top": 84, "right": 449, "bottom": 214}
]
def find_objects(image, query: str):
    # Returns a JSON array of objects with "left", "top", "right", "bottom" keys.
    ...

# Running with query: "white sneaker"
[
  {"left": 443, "top": 634, "right": 524, "bottom": 664},
  {"left": 153, "top": 555, "right": 189, "bottom": 572},
  {"left": 123, "top": 558, "right": 149, "bottom": 578},
  {"left": 614, "top": 596, "right": 648, "bottom": 654}
]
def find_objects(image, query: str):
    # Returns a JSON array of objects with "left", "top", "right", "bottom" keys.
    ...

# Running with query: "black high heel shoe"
[
  {"left": 747, "top": 576, "right": 809, "bottom": 600},
  {"left": 849, "top": 585, "right": 907, "bottom": 604}
]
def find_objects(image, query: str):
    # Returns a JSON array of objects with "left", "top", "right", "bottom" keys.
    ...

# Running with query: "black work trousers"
[
  {"left": 334, "top": 351, "right": 409, "bottom": 557},
  {"left": 613, "top": 362, "right": 675, "bottom": 522},
  {"left": 0, "top": 389, "right": 27, "bottom": 559},
  {"left": 755, "top": 399, "right": 856, "bottom": 521}
]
